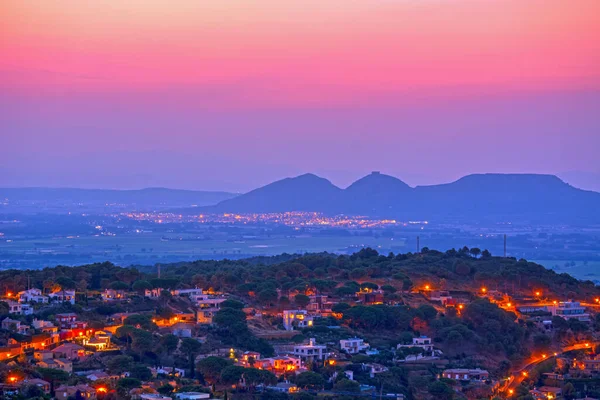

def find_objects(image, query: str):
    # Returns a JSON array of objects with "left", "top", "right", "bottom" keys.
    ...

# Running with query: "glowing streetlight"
[
  {"left": 481, "top": 287, "right": 487, "bottom": 294},
  {"left": 542, "top": 354, "right": 547, "bottom": 359},
  {"left": 8, "top": 376, "right": 17, "bottom": 383},
  {"left": 424, "top": 285, "right": 430, "bottom": 290},
  {"left": 522, "top": 371, "right": 528, "bottom": 377},
  {"left": 535, "top": 291, "right": 541, "bottom": 297},
  {"left": 508, "top": 389, "right": 514, "bottom": 395}
]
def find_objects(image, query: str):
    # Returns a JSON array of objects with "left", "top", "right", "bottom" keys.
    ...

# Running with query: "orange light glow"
[
  {"left": 522, "top": 371, "right": 528, "bottom": 377},
  {"left": 8, "top": 376, "right": 17, "bottom": 383},
  {"left": 542, "top": 354, "right": 547, "bottom": 359},
  {"left": 507, "top": 302, "right": 512, "bottom": 307},
  {"left": 481, "top": 287, "right": 487, "bottom": 293},
  {"left": 425, "top": 285, "right": 430, "bottom": 290},
  {"left": 509, "top": 389, "right": 514, "bottom": 395},
  {"left": 328, "top": 359, "right": 336, "bottom": 366},
  {"left": 6, "top": 292, "right": 12, "bottom": 297},
  {"left": 97, "top": 387, "right": 107, "bottom": 393},
  {"left": 535, "top": 291, "right": 541, "bottom": 296},
  {"left": 553, "top": 300, "right": 558, "bottom": 305},
  {"left": 458, "top": 304, "right": 464, "bottom": 309},
  {"left": 585, "top": 343, "right": 590, "bottom": 347},
  {"left": 79, "top": 332, "right": 83, "bottom": 336},
  {"left": 595, "top": 298, "right": 600, "bottom": 303}
]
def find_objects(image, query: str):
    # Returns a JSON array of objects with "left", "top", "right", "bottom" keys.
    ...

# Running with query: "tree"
[
  {"left": 334, "top": 379, "right": 360, "bottom": 392},
  {"left": 106, "top": 355, "right": 134, "bottom": 374},
  {"left": 116, "top": 378, "right": 141, "bottom": 393},
  {"left": 220, "top": 299, "right": 245, "bottom": 309},
  {"left": 123, "top": 315, "right": 157, "bottom": 331},
  {"left": 295, "top": 371, "right": 325, "bottom": 390},
  {"left": 160, "top": 334, "right": 180, "bottom": 353},
  {"left": 220, "top": 366, "right": 246, "bottom": 385},
  {"left": 110, "top": 281, "right": 129, "bottom": 291},
  {"left": 180, "top": 338, "right": 202, "bottom": 379},
  {"left": 562, "top": 382, "right": 575, "bottom": 399},
  {"left": 294, "top": 294, "right": 310, "bottom": 308},
  {"left": 427, "top": 381, "right": 453, "bottom": 400},
  {"left": 197, "top": 356, "right": 231, "bottom": 383},
  {"left": 132, "top": 280, "right": 152, "bottom": 294},
  {"left": 129, "top": 364, "right": 152, "bottom": 381},
  {"left": 258, "top": 289, "right": 279, "bottom": 306},
  {"left": 469, "top": 248, "right": 482, "bottom": 258}
]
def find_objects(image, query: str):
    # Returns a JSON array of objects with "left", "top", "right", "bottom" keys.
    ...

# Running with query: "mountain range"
[{"left": 195, "top": 172, "right": 600, "bottom": 224}]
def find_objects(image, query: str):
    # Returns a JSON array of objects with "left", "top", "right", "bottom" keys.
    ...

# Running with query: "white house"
[
  {"left": 18, "top": 289, "right": 48, "bottom": 304},
  {"left": 172, "top": 288, "right": 204, "bottom": 300},
  {"left": 283, "top": 310, "right": 314, "bottom": 331},
  {"left": 293, "top": 338, "right": 326, "bottom": 361},
  {"left": 442, "top": 368, "right": 489, "bottom": 382},
  {"left": 48, "top": 290, "right": 76, "bottom": 304},
  {"left": 7, "top": 301, "right": 33, "bottom": 315},
  {"left": 144, "top": 288, "right": 163, "bottom": 298},
  {"left": 548, "top": 301, "right": 590, "bottom": 322},
  {"left": 340, "top": 338, "right": 370, "bottom": 354}
]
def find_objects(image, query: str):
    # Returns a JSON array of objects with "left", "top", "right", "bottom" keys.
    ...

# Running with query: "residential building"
[
  {"left": 55, "top": 384, "right": 96, "bottom": 400},
  {"left": 1, "top": 318, "right": 28, "bottom": 334},
  {"left": 364, "top": 363, "right": 388, "bottom": 378},
  {"left": 283, "top": 310, "right": 314, "bottom": 331},
  {"left": 102, "top": 289, "right": 127, "bottom": 301},
  {"left": 33, "top": 350, "right": 53, "bottom": 361},
  {"left": 529, "top": 386, "right": 562, "bottom": 400},
  {"left": 548, "top": 301, "right": 590, "bottom": 322},
  {"left": 48, "top": 290, "right": 76, "bottom": 304},
  {"left": 145, "top": 288, "right": 164, "bottom": 298},
  {"left": 356, "top": 290, "right": 384, "bottom": 305},
  {"left": 37, "top": 358, "right": 73, "bottom": 373},
  {"left": 197, "top": 308, "right": 219, "bottom": 325},
  {"left": 55, "top": 313, "right": 78, "bottom": 328},
  {"left": 172, "top": 288, "right": 203, "bottom": 299},
  {"left": 397, "top": 336, "right": 435, "bottom": 353},
  {"left": 293, "top": 338, "right": 326, "bottom": 361},
  {"left": 20, "top": 379, "right": 50, "bottom": 394},
  {"left": 442, "top": 368, "right": 489, "bottom": 382},
  {"left": 340, "top": 338, "right": 370, "bottom": 354},
  {"left": 427, "top": 290, "right": 452, "bottom": 302},
  {"left": 32, "top": 319, "right": 58, "bottom": 333},
  {"left": 7, "top": 301, "right": 33, "bottom": 315},
  {"left": 52, "top": 343, "right": 85, "bottom": 360},
  {"left": 17, "top": 289, "right": 48, "bottom": 303},
  {"left": 265, "top": 383, "right": 298, "bottom": 393}
]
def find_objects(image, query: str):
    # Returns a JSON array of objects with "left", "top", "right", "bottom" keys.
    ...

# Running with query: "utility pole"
[{"left": 504, "top": 234, "right": 507, "bottom": 257}]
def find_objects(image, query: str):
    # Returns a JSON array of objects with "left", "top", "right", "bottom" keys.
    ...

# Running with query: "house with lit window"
[
  {"left": 548, "top": 301, "right": 590, "bottom": 322},
  {"left": 102, "top": 288, "right": 127, "bottom": 301},
  {"left": 48, "top": 290, "right": 75, "bottom": 304},
  {"left": 55, "top": 384, "right": 96, "bottom": 400},
  {"left": 51, "top": 343, "right": 85, "bottom": 360},
  {"left": 283, "top": 310, "right": 314, "bottom": 331}
]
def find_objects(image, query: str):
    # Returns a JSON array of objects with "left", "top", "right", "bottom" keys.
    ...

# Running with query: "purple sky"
[
  {"left": 2, "top": 89, "right": 599, "bottom": 192},
  {"left": 1, "top": 1, "right": 599, "bottom": 193}
]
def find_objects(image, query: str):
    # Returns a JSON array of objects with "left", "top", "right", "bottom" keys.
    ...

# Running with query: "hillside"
[{"left": 188, "top": 172, "right": 600, "bottom": 224}]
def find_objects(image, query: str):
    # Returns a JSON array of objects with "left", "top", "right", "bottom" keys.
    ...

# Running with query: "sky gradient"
[{"left": 1, "top": 0, "right": 599, "bottom": 192}]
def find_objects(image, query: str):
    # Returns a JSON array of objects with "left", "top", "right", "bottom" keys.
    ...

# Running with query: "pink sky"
[{"left": 1, "top": 0, "right": 599, "bottom": 191}]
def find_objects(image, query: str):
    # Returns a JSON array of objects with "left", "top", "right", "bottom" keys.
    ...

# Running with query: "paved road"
[{"left": 502, "top": 342, "right": 594, "bottom": 396}]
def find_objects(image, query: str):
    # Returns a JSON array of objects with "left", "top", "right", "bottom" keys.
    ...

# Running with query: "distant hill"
[
  {"left": 210, "top": 173, "right": 343, "bottom": 213},
  {"left": 191, "top": 172, "right": 600, "bottom": 224},
  {"left": 0, "top": 187, "right": 237, "bottom": 213}
]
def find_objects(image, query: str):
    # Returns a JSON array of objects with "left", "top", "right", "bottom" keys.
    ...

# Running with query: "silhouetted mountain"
[
  {"left": 0, "top": 187, "right": 237, "bottom": 213},
  {"left": 344, "top": 171, "right": 411, "bottom": 214},
  {"left": 194, "top": 172, "right": 600, "bottom": 224},
  {"left": 211, "top": 173, "right": 343, "bottom": 213}
]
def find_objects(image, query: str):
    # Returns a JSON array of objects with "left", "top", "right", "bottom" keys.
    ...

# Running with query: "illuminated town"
[{"left": 118, "top": 211, "right": 425, "bottom": 230}]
